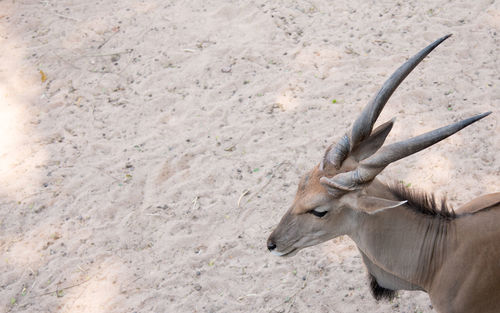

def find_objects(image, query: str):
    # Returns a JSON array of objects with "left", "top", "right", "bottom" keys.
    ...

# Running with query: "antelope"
[{"left": 267, "top": 35, "right": 500, "bottom": 313}]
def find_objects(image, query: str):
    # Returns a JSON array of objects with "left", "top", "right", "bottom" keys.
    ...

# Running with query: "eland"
[{"left": 267, "top": 35, "right": 499, "bottom": 313}]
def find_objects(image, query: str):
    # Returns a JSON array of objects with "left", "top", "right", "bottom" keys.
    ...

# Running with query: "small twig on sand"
[
  {"left": 51, "top": 51, "right": 82, "bottom": 70},
  {"left": 40, "top": 0, "right": 79, "bottom": 22},
  {"left": 51, "top": 12, "right": 81, "bottom": 22},
  {"left": 119, "top": 276, "right": 142, "bottom": 294},
  {"left": 91, "top": 167, "right": 120, "bottom": 182},
  {"left": 192, "top": 196, "right": 199, "bottom": 210},
  {"left": 28, "top": 280, "right": 37, "bottom": 295},
  {"left": 268, "top": 281, "right": 308, "bottom": 313},
  {"left": 266, "top": 268, "right": 310, "bottom": 313},
  {"left": 33, "top": 277, "right": 92, "bottom": 298},
  {"left": 237, "top": 190, "right": 250, "bottom": 208},
  {"left": 80, "top": 51, "right": 131, "bottom": 58},
  {"left": 241, "top": 161, "right": 291, "bottom": 209},
  {"left": 66, "top": 275, "right": 96, "bottom": 312},
  {"left": 98, "top": 31, "right": 119, "bottom": 49}
]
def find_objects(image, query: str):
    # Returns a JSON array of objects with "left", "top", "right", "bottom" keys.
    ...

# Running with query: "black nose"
[{"left": 267, "top": 240, "right": 276, "bottom": 251}]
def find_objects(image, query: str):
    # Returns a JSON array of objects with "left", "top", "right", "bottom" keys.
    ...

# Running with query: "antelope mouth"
[{"left": 271, "top": 248, "right": 298, "bottom": 257}]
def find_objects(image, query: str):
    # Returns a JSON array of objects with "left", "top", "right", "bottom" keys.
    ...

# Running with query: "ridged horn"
[
  {"left": 324, "top": 34, "right": 452, "bottom": 169},
  {"left": 322, "top": 112, "right": 492, "bottom": 191}
]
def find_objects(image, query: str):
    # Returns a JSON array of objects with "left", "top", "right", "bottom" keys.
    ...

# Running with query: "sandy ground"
[{"left": 0, "top": 0, "right": 498, "bottom": 312}]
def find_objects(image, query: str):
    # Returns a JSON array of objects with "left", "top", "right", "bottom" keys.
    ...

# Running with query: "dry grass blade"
[
  {"left": 237, "top": 189, "right": 250, "bottom": 208},
  {"left": 242, "top": 161, "right": 291, "bottom": 208},
  {"left": 32, "top": 276, "right": 93, "bottom": 298}
]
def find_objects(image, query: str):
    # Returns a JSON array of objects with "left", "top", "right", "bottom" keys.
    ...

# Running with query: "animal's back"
[
  {"left": 431, "top": 206, "right": 500, "bottom": 313},
  {"left": 456, "top": 192, "right": 500, "bottom": 214}
]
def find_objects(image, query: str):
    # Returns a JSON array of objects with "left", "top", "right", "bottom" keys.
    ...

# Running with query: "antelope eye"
[{"left": 309, "top": 209, "right": 328, "bottom": 218}]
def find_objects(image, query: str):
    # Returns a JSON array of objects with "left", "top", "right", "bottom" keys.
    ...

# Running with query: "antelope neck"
[{"left": 346, "top": 188, "right": 456, "bottom": 291}]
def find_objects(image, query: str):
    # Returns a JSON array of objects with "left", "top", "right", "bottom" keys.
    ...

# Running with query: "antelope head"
[{"left": 267, "top": 34, "right": 491, "bottom": 257}]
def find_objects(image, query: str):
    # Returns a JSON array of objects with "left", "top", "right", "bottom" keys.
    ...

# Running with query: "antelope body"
[{"left": 267, "top": 35, "right": 499, "bottom": 313}]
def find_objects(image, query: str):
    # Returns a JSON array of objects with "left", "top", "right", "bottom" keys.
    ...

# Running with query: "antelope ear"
[
  {"left": 356, "top": 195, "right": 407, "bottom": 214},
  {"left": 341, "top": 192, "right": 407, "bottom": 214}
]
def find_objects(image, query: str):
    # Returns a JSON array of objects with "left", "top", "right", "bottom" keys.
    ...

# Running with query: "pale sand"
[{"left": 0, "top": 1, "right": 498, "bottom": 312}]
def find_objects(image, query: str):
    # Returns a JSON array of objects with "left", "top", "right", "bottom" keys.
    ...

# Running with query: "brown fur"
[{"left": 388, "top": 183, "right": 456, "bottom": 219}]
